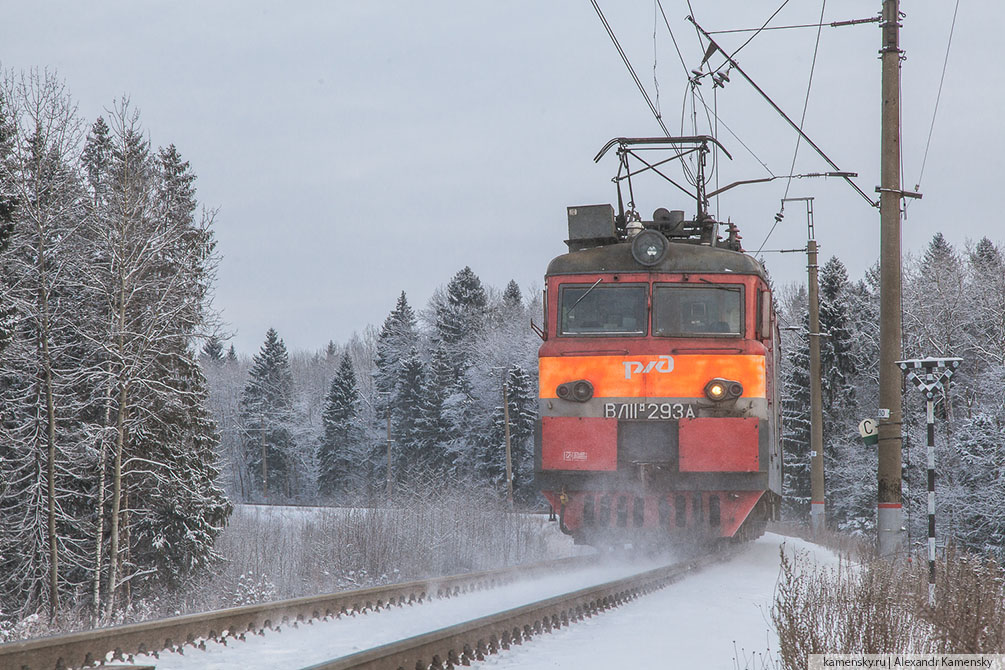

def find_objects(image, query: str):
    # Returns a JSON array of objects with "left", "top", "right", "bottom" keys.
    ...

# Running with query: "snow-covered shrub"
[{"left": 230, "top": 572, "right": 278, "bottom": 606}]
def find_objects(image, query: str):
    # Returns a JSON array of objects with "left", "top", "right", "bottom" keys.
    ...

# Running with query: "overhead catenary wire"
[
  {"left": 722, "top": 0, "right": 793, "bottom": 63},
  {"left": 591, "top": 0, "right": 670, "bottom": 137},
  {"left": 655, "top": 0, "right": 690, "bottom": 79},
  {"left": 781, "top": 0, "right": 827, "bottom": 203},
  {"left": 592, "top": 0, "right": 704, "bottom": 201},
  {"left": 912, "top": 0, "right": 960, "bottom": 196},
  {"left": 652, "top": 0, "right": 661, "bottom": 120},
  {"left": 756, "top": 0, "right": 827, "bottom": 256},
  {"left": 691, "top": 87, "right": 775, "bottom": 178},
  {"left": 689, "top": 16, "right": 876, "bottom": 210}
]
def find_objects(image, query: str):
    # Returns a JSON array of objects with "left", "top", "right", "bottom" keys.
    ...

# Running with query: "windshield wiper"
[{"left": 567, "top": 278, "right": 603, "bottom": 313}]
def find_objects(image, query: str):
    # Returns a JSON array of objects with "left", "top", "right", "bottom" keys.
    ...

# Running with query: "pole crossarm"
[{"left": 897, "top": 357, "right": 962, "bottom": 399}]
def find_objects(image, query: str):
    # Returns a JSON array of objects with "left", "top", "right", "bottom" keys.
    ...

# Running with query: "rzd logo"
[{"left": 623, "top": 355, "right": 674, "bottom": 380}]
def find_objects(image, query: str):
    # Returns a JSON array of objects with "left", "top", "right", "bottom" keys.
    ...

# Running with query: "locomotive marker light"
[
  {"left": 573, "top": 380, "right": 594, "bottom": 402},
  {"left": 704, "top": 378, "right": 743, "bottom": 402},
  {"left": 897, "top": 356, "right": 962, "bottom": 608},
  {"left": 556, "top": 380, "right": 594, "bottom": 402}
]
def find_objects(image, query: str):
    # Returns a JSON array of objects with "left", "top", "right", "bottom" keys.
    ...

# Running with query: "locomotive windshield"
[
  {"left": 559, "top": 284, "right": 647, "bottom": 336},
  {"left": 653, "top": 285, "right": 743, "bottom": 336}
]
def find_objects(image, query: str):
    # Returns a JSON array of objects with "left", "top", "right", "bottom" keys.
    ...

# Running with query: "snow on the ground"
[
  {"left": 132, "top": 556, "right": 661, "bottom": 670},
  {"left": 478, "top": 532, "right": 841, "bottom": 670},
  {"left": 133, "top": 532, "right": 837, "bottom": 670}
]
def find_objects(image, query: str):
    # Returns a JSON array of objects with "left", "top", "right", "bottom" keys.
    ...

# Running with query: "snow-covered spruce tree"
[
  {"left": 371, "top": 292, "right": 418, "bottom": 488},
  {"left": 954, "top": 412, "right": 1005, "bottom": 559},
  {"left": 458, "top": 280, "right": 540, "bottom": 494},
  {"left": 960, "top": 237, "right": 1005, "bottom": 444},
  {"left": 504, "top": 365, "right": 537, "bottom": 503},
  {"left": 823, "top": 266, "right": 881, "bottom": 532},
  {"left": 431, "top": 266, "right": 488, "bottom": 376},
  {"left": 502, "top": 279, "right": 522, "bottom": 311},
  {"left": 392, "top": 347, "right": 429, "bottom": 487},
  {"left": 201, "top": 343, "right": 251, "bottom": 501},
  {"left": 0, "top": 70, "right": 95, "bottom": 621},
  {"left": 373, "top": 291, "right": 418, "bottom": 414},
  {"left": 82, "top": 102, "right": 230, "bottom": 615},
  {"left": 816, "top": 257, "right": 865, "bottom": 530},
  {"left": 779, "top": 289, "right": 811, "bottom": 521},
  {"left": 818, "top": 257, "right": 855, "bottom": 415},
  {"left": 904, "top": 234, "right": 967, "bottom": 366},
  {"left": 318, "top": 352, "right": 366, "bottom": 498},
  {"left": 240, "top": 329, "right": 297, "bottom": 500},
  {"left": 478, "top": 365, "right": 537, "bottom": 502},
  {"left": 419, "top": 342, "right": 456, "bottom": 477},
  {"left": 964, "top": 238, "right": 1005, "bottom": 367},
  {"left": 201, "top": 336, "right": 224, "bottom": 364}
]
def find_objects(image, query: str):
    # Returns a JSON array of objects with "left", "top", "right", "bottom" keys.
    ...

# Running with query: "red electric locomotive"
[{"left": 536, "top": 137, "right": 782, "bottom": 546}]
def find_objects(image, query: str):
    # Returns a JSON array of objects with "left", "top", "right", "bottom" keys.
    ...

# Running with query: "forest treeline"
[
  {"left": 0, "top": 71, "right": 229, "bottom": 627},
  {"left": 207, "top": 230, "right": 1005, "bottom": 565},
  {"left": 781, "top": 234, "right": 1005, "bottom": 559},
  {"left": 202, "top": 270, "right": 541, "bottom": 509}
]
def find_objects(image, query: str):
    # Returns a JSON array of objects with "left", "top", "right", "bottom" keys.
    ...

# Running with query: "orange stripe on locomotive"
[{"left": 539, "top": 354, "right": 766, "bottom": 399}]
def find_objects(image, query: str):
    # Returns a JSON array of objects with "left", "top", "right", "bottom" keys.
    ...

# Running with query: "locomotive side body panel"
[{"left": 536, "top": 241, "right": 782, "bottom": 544}]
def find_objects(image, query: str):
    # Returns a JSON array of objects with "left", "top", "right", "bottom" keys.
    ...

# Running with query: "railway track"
[
  {"left": 0, "top": 555, "right": 598, "bottom": 670},
  {"left": 301, "top": 544, "right": 742, "bottom": 670}
]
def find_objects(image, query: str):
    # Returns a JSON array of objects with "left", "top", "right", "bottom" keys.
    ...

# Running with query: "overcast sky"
[{"left": 3, "top": 1, "right": 989, "bottom": 354}]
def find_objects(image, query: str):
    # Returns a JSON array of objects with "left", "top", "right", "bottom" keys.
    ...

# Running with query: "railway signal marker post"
[{"left": 897, "top": 356, "right": 962, "bottom": 607}]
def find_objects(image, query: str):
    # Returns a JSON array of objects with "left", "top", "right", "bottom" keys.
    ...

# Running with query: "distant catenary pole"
[{"left": 807, "top": 220, "right": 825, "bottom": 534}]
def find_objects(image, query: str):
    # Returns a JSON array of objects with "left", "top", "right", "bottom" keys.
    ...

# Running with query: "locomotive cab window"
[
  {"left": 653, "top": 284, "right": 743, "bottom": 337},
  {"left": 559, "top": 284, "right": 647, "bottom": 336}
]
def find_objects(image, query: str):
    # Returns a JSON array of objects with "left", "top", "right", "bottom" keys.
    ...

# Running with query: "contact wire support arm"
[{"left": 686, "top": 16, "right": 878, "bottom": 209}]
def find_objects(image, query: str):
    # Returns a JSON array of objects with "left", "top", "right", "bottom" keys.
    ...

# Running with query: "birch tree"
[
  {"left": 83, "top": 101, "right": 229, "bottom": 614},
  {"left": 0, "top": 69, "right": 93, "bottom": 621}
]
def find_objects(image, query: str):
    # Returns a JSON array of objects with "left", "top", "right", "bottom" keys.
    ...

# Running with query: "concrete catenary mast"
[{"left": 877, "top": 0, "right": 905, "bottom": 557}]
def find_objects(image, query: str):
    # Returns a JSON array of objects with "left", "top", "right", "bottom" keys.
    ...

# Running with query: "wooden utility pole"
[
  {"left": 260, "top": 420, "right": 268, "bottom": 500},
  {"left": 386, "top": 413, "right": 393, "bottom": 499},
  {"left": 877, "top": 0, "right": 905, "bottom": 557},
  {"left": 503, "top": 378, "right": 514, "bottom": 507}
]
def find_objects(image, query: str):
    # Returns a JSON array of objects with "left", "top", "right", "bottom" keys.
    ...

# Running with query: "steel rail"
[
  {"left": 300, "top": 546, "right": 742, "bottom": 670},
  {"left": 0, "top": 555, "right": 598, "bottom": 670}
]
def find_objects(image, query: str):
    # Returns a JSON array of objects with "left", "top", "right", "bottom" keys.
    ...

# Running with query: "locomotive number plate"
[{"left": 603, "top": 402, "right": 696, "bottom": 420}]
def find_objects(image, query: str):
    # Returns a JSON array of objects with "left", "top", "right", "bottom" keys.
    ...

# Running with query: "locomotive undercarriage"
[{"left": 540, "top": 481, "right": 778, "bottom": 547}]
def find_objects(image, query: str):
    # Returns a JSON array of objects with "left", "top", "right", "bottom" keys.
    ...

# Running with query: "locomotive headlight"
[
  {"left": 704, "top": 378, "right": 743, "bottom": 401},
  {"left": 631, "top": 229, "right": 669, "bottom": 266}
]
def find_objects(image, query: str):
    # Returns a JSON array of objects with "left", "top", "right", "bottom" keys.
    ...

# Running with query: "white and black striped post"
[
  {"left": 897, "top": 356, "right": 961, "bottom": 608},
  {"left": 924, "top": 389, "right": 936, "bottom": 607}
]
